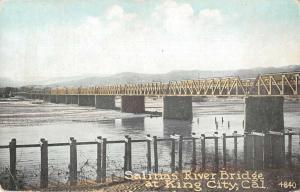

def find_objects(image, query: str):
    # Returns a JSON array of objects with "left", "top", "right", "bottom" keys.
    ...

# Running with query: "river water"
[{"left": 0, "top": 96, "right": 299, "bottom": 187}]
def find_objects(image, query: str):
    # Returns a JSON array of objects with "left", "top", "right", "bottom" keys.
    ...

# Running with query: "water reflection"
[
  {"left": 121, "top": 117, "right": 145, "bottom": 130},
  {"left": 97, "top": 119, "right": 115, "bottom": 125},
  {"left": 163, "top": 119, "right": 192, "bottom": 137}
]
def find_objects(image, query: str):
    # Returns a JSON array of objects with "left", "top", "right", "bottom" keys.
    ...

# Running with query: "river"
[{"left": 0, "top": 96, "right": 299, "bottom": 187}]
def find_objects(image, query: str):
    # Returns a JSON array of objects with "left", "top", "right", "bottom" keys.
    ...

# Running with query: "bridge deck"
[{"left": 25, "top": 71, "right": 300, "bottom": 97}]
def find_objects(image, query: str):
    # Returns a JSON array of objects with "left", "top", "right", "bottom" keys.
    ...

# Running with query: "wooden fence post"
[
  {"left": 244, "top": 132, "right": 265, "bottom": 170},
  {"left": 96, "top": 136, "right": 102, "bottom": 183},
  {"left": 153, "top": 136, "right": 158, "bottom": 173},
  {"left": 124, "top": 135, "right": 128, "bottom": 173},
  {"left": 287, "top": 133, "right": 292, "bottom": 168},
  {"left": 233, "top": 131, "right": 238, "bottom": 169},
  {"left": 9, "top": 138, "right": 16, "bottom": 190},
  {"left": 178, "top": 135, "right": 183, "bottom": 172},
  {"left": 201, "top": 134, "right": 206, "bottom": 170},
  {"left": 69, "top": 137, "right": 77, "bottom": 186},
  {"left": 171, "top": 136, "right": 176, "bottom": 173},
  {"left": 270, "top": 132, "right": 285, "bottom": 168},
  {"left": 101, "top": 138, "right": 107, "bottom": 183},
  {"left": 263, "top": 133, "right": 272, "bottom": 169},
  {"left": 244, "top": 133, "right": 254, "bottom": 169},
  {"left": 128, "top": 137, "right": 132, "bottom": 171},
  {"left": 146, "top": 134, "right": 152, "bottom": 173},
  {"left": 214, "top": 132, "right": 219, "bottom": 171},
  {"left": 253, "top": 133, "right": 264, "bottom": 169},
  {"left": 40, "top": 138, "right": 48, "bottom": 188},
  {"left": 222, "top": 133, "right": 226, "bottom": 169},
  {"left": 191, "top": 133, "right": 196, "bottom": 172}
]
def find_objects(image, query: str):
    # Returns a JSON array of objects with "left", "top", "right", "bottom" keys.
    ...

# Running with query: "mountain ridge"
[
  {"left": 1, "top": 65, "right": 299, "bottom": 87},
  {"left": 48, "top": 65, "right": 299, "bottom": 87}
]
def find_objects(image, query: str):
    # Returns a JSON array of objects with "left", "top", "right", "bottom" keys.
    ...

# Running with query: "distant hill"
[
  {"left": 47, "top": 65, "right": 300, "bottom": 87},
  {"left": 0, "top": 78, "right": 23, "bottom": 87},
  {"left": 232, "top": 65, "right": 300, "bottom": 78},
  {"left": 1, "top": 65, "right": 299, "bottom": 87}
]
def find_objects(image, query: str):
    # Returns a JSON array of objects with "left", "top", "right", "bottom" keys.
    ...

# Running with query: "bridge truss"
[{"left": 30, "top": 72, "right": 299, "bottom": 97}]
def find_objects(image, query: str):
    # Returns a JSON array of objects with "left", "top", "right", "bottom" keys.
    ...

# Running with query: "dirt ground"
[{"left": 7, "top": 168, "right": 298, "bottom": 192}]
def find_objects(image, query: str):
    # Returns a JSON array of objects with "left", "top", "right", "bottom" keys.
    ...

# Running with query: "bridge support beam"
[
  {"left": 245, "top": 96, "right": 284, "bottom": 133},
  {"left": 121, "top": 96, "right": 145, "bottom": 113},
  {"left": 66, "top": 95, "right": 72, "bottom": 104},
  {"left": 56, "top": 95, "right": 66, "bottom": 104},
  {"left": 163, "top": 96, "right": 193, "bottom": 120},
  {"left": 244, "top": 96, "right": 285, "bottom": 169},
  {"left": 78, "top": 95, "right": 95, "bottom": 106},
  {"left": 50, "top": 95, "right": 56, "bottom": 103},
  {"left": 96, "top": 96, "right": 115, "bottom": 109},
  {"left": 73, "top": 95, "right": 79, "bottom": 104},
  {"left": 43, "top": 95, "right": 50, "bottom": 102},
  {"left": 66, "top": 95, "right": 79, "bottom": 104}
]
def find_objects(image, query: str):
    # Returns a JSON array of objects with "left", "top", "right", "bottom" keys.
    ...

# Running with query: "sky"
[{"left": 0, "top": 0, "right": 299, "bottom": 82}]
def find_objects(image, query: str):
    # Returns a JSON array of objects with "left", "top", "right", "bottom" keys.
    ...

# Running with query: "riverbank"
[{"left": 3, "top": 168, "right": 299, "bottom": 192}]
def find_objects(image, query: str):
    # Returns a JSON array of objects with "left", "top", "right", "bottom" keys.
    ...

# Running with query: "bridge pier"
[
  {"left": 96, "top": 96, "right": 115, "bottom": 109},
  {"left": 66, "top": 95, "right": 79, "bottom": 104},
  {"left": 50, "top": 95, "right": 56, "bottom": 103},
  {"left": 72, "top": 95, "right": 79, "bottom": 104},
  {"left": 121, "top": 96, "right": 145, "bottom": 113},
  {"left": 163, "top": 96, "right": 193, "bottom": 120},
  {"left": 56, "top": 95, "right": 66, "bottom": 104},
  {"left": 78, "top": 95, "right": 95, "bottom": 106},
  {"left": 66, "top": 95, "right": 72, "bottom": 104},
  {"left": 244, "top": 96, "right": 285, "bottom": 169},
  {"left": 245, "top": 96, "right": 284, "bottom": 133},
  {"left": 43, "top": 95, "right": 50, "bottom": 102}
]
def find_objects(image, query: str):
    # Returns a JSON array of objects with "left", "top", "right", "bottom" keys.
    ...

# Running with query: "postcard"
[{"left": 0, "top": 0, "right": 299, "bottom": 191}]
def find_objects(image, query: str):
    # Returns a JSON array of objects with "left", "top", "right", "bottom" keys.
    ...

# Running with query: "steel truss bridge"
[{"left": 26, "top": 71, "right": 300, "bottom": 97}]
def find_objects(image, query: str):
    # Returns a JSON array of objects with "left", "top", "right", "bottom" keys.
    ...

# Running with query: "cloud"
[
  {"left": 0, "top": 0, "right": 6, "bottom": 11},
  {"left": 107, "top": 5, "right": 124, "bottom": 19},
  {"left": 151, "top": 1, "right": 225, "bottom": 37},
  {"left": 0, "top": 0, "right": 299, "bottom": 81},
  {"left": 198, "top": 9, "right": 224, "bottom": 24},
  {"left": 151, "top": 0, "right": 194, "bottom": 35},
  {"left": 106, "top": 5, "right": 135, "bottom": 21}
]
